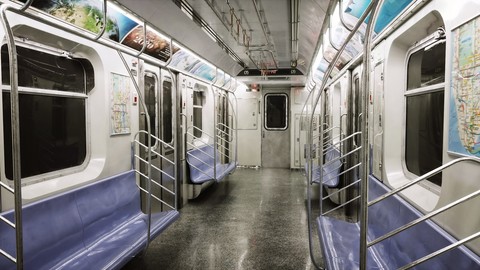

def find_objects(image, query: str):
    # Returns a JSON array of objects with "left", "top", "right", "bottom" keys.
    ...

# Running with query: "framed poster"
[
  {"left": 110, "top": 73, "right": 131, "bottom": 135},
  {"left": 449, "top": 15, "right": 480, "bottom": 157}
]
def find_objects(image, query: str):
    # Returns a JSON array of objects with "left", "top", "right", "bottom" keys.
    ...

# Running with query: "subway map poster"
[
  {"left": 110, "top": 73, "right": 131, "bottom": 135},
  {"left": 449, "top": 15, "right": 480, "bottom": 157}
]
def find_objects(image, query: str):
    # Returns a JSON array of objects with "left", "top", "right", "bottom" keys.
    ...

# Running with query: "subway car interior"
[{"left": 0, "top": 0, "right": 479, "bottom": 269}]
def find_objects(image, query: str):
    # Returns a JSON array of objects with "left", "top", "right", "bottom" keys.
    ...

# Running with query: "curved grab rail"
[
  {"left": 369, "top": 157, "right": 480, "bottom": 206},
  {"left": 186, "top": 125, "right": 215, "bottom": 142},
  {"left": 358, "top": 1, "right": 384, "bottom": 268},
  {"left": 304, "top": 2, "right": 379, "bottom": 269},
  {"left": 132, "top": 131, "right": 177, "bottom": 210},
  {"left": 118, "top": 51, "right": 154, "bottom": 251},
  {"left": 0, "top": 4, "right": 24, "bottom": 268},
  {"left": 93, "top": 0, "right": 107, "bottom": 41},
  {"left": 367, "top": 156, "right": 480, "bottom": 269}
]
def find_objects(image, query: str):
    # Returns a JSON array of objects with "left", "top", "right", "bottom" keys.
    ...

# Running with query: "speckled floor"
[{"left": 122, "top": 167, "right": 327, "bottom": 270}]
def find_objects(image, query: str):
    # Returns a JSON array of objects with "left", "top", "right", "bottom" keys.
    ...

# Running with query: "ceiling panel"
[{"left": 116, "top": 0, "right": 333, "bottom": 84}]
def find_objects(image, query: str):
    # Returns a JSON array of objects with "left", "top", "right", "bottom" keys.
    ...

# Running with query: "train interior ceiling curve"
[{"left": 0, "top": 0, "right": 479, "bottom": 269}]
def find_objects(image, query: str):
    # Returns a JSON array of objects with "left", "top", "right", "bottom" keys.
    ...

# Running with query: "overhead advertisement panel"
[
  {"left": 121, "top": 25, "right": 175, "bottom": 62},
  {"left": 169, "top": 44, "right": 217, "bottom": 82},
  {"left": 18, "top": 0, "right": 177, "bottom": 62},
  {"left": 310, "top": 0, "right": 414, "bottom": 85},
  {"left": 16, "top": 0, "right": 226, "bottom": 84},
  {"left": 342, "top": 0, "right": 413, "bottom": 34}
]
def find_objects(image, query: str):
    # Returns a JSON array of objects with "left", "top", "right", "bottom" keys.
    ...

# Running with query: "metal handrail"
[
  {"left": 323, "top": 178, "right": 361, "bottom": 202},
  {"left": 137, "top": 130, "right": 175, "bottom": 151},
  {"left": 322, "top": 125, "right": 340, "bottom": 135},
  {"left": 135, "top": 133, "right": 175, "bottom": 166},
  {"left": 215, "top": 119, "right": 236, "bottom": 164},
  {"left": 185, "top": 159, "right": 215, "bottom": 179},
  {"left": 228, "top": 91, "right": 238, "bottom": 166},
  {"left": 369, "top": 189, "right": 480, "bottom": 247},
  {"left": 322, "top": 195, "right": 361, "bottom": 216},
  {"left": 323, "top": 145, "right": 361, "bottom": 167},
  {"left": 321, "top": 160, "right": 358, "bottom": 184},
  {"left": 187, "top": 126, "right": 215, "bottom": 142},
  {"left": 132, "top": 131, "right": 177, "bottom": 207},
  {"left": 217, "top": 137, "right": 232, "bottom": 145},
  {"left": 216, "top": 126, "right": 231, "bottom": 138},
  {"left": 399, "top": 231, "right": 480, "bottom": 270},
  {"left": 93, "top": 0, "right": 107, "bottom": 41},
  {"left": 0, "top": 215, "right": 15, "bottom": 228},
  {"left": 137, "top": 185, "right": 175, "bottom": 210},
  {"left": 359, "top": 1, "right": 384, "bottom": 268},
  {"left": 216, "top": 123, "right": 236, "bottom": 142},
  {"left": 215, "top": 143, "right": 231, "bottom": 159},
  {"left": 339, "top": 0, "right": 355, "bottom": 31},
  {"left": 0, "top": 4, "right": 27, "bottom": 267},
  {"left": 134, "top": 154, "right": 175, "bottom": 182},
  {"left": 185, "top": 129, "right": 218, "bottom": 172},
  {"left": 185, "top": 147, "right": 215, "bottom": 167},
  {"left": 362, "top": 157, "right": 480, "bottom": 268},
  {"left": 121, "top": 52, "right": 153, "bottom": 252},
  {"left": 369, "top": 157, "right": 480, "bottom": 206},
  {"left": 323, "top": 131, "right": 361, "bottom": 149},
  {"left": 134, "top": 168, "right": 175, "bottom": 195},
  {"left": 322, "top": 133, "right": 345, "bottom": 149},
  {"left": 185, "top": 141, "right": 215, "bottom": 160},
  {"left": 304, "top": 2, "right": 377, "bottom": 268},
  {"left": 0, "top": 181, "right": 14, "bottom": 194}
]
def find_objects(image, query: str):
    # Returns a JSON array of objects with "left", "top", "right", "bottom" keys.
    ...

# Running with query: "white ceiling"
[{"left": 116, "top": 0, "right": 333, "bottom": 83}]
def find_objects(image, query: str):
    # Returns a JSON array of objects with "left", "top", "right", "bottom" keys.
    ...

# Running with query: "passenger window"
[
  {"left": 264, "top": 93, "right": 288, "bottom": 130},
  {"left": 2, "top": 45, "right": 92, "bottom": 180},
  {"left": 404, "top": 41, "right": 445, "bottom": 186},
  {"left": 162, "top": 80, "right": 173, "bottom": 144},
  {"left": 144, "top": 73, "right": 158, "bottom": 147},
  {"left": 407, "top": 42, "right": 446, "bottom": 89},
  {"left": 193, "top": 86, "right": 204, "bottom": 138}
]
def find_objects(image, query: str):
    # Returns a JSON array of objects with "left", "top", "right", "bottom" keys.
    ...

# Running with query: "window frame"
[
  {"left": 402, "top": 37, "right": 446, "bottom": 191},
  {"left": 1, "top": 42, "right": 91, "bottom": 184},
  {"left": 192, "top": 83, "right": 205, "bottom": 139},
  {"left": 144, "top": 71, "right": 159, "bottom": 150},
  {"left": 161, "top": 76, "right": 174, "bottom": 147},
  {"left": 264, "top": 93, "right": 289, "bottom": 131}
]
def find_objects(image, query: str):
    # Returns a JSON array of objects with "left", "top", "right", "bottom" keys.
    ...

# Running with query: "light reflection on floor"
[{"left": 122, "top": 167, "right": 339, "bottom": 270}]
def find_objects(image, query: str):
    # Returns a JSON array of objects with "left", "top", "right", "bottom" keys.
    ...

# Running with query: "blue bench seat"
[
  {"left": 186, "top": 144, "right": 237, "bottom": 184},
  {"left": 317, "top": 176, "right": 480, "bottom": 269},
  {"left": 305, "top": 146, "right": 342, "bottom": 187},
  {"left": 0, "top": 170, "right": 179, "bottom": 270}
]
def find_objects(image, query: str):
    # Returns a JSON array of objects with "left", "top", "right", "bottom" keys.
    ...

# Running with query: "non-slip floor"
[{"left": 122, "top": 167, "right": 325, "bottom": 270}]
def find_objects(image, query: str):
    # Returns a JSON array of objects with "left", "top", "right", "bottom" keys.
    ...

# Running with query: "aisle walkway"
[{"left": 122, "top": 168, "right": 322, "bottom": 270}]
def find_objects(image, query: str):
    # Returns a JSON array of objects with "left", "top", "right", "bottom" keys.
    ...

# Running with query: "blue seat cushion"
[
  {"left": 322, "top": 146, "right": 342, "bottom": 187},
  {"left": 317, "top": 216, "right": 387, "bottom": 270},
  {"left": 305, "top": 146, "right": 342, "bottom": 187},
  {"left": 0, "top": 187, "right": 86, "bottom": 270},
  {"left": 0, "top": 170, "right": 179, "bottom": 270},
  {"left": 317, "top": 177, "right": 480, "bottom": 270},
  {"left": 214, "top": 162, "right": 237, "bottom": 182},
  {"left": 187, "top": 145, "right": 216, "bottom": 183},
  {"left": 186, "top": 144, "right": 236, "bottom": 183}
]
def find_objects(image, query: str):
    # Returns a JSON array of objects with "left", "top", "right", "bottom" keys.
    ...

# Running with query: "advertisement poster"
[
  {"left": 121, "top": 25, "right": 175, "bottom": 62},
  {"left": 342, "top": 0, "right": 413, "bottom": 33},
  {"left": 449, "top": 15, "right": 480, "bottom": 157},
  {"left": 21, "top": 0, "right": 176, "bottom": 62}
]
